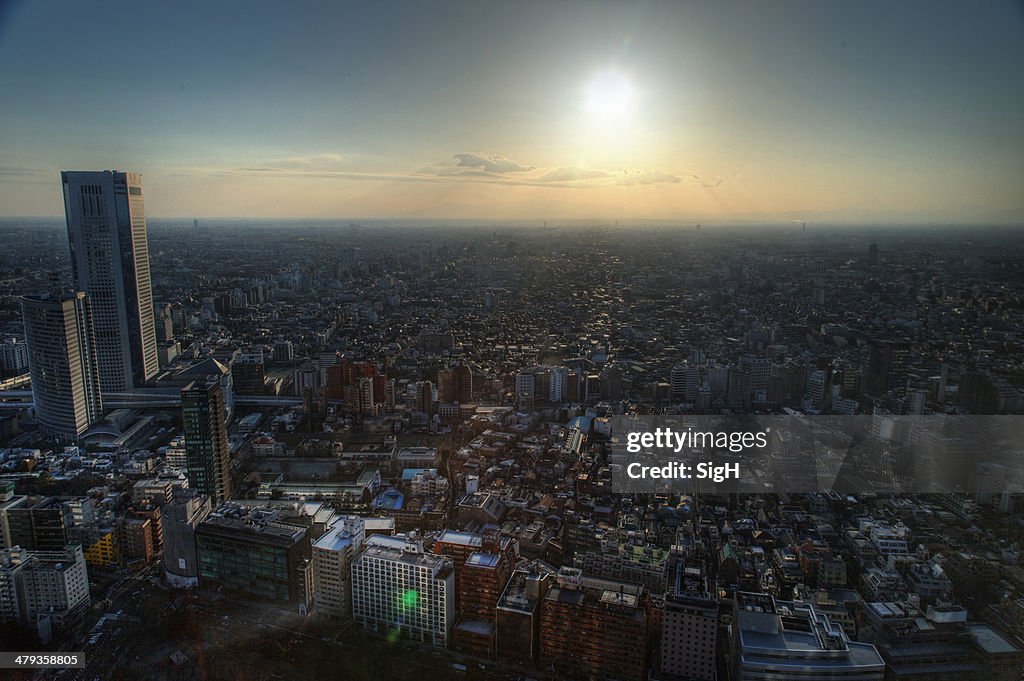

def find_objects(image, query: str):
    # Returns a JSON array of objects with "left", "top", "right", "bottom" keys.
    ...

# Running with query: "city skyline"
[{"left": 0, "top": 1, "right": 1022, "bottom": 224}]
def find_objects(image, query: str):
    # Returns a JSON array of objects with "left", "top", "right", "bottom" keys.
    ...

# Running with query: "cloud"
[
  {"left": 280, "top": 153, "right": 345, "bottom": 166},
  {"left": 184, "top": 153, "right": 695, "bottom": 192},
  {"left": 538, "top": 167, "right": 611, "bottom": 183},
  {"left": 617, "top": 170, "right": 682, "bottom": 186},
  {"left": 453, "top": 153, "right": 533, "bottom": 174},
  {"left": 690, "top": 173, "right": 724, "bottom": 188},
  {"left": 0, "top": 165, "right": 45, "bottom": 177}
]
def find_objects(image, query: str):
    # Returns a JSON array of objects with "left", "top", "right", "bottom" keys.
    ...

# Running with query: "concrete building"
[
  {"left": 0, "top": 337, "right": 29, "bottom": 376},
  {"left": 0, "top": 544, "right": 90, "bottom": 641},
  {"left": 61, "top": 170, "right": 159, "bottom": 391},
  {"left": 3, "top": 496, "right": 69, "bottom": 552},
  {"left": 733, "top": 592, "right": 884, "bottom": 680},
  {"left": 311, "top": 515, "right": 365, "bottom": 619},
  {"left": 452, "top": 528, "right": 516, "bottom": 657},
  {"left": 539, "top": 567, "right": 649, "bottom": 681},
  {"left": 196, "top": 505, "right": 313, "bottom": 611},
  {"left": 351, "top": 533, "right": 454, "bottom": 647},
  {"left": 20, "top": 292, "right": 103, "bottom": 440},
  {"left": 161, "top": 492, "right": 211, "bottom": 587},
  {"left": 495, "top": 561, "right": 556, "bottom": 665},
  {"left": 661, "top": 561, "right": 717, "bottom": 681}
]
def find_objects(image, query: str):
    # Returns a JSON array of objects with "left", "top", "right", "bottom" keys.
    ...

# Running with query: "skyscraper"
[
  {"left": 62, "top": 170, "right": 159, "bottom": 392},
  {"left": 452, "top": 363, "right": 473, "bottom": 403},
  {"left": 181, "top": 378, "right": 232, "bottom": 505},
  {"left": 20, "top": 292, "right": 103, "bottom": 440}
]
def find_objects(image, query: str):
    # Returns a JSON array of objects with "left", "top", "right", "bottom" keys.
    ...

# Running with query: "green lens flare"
[{"left": 401, "top": 589, "right": 418, "bottom": 609}]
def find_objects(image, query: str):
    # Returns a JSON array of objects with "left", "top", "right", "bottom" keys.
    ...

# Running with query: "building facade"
[
  {"left": 312, "top": 515, "right": 365, "bottom": 619},
  {"left": 182, "top": 378, "right": 232, "bottom": 505},
  {"left": 62, "top": 170, "right": 159, "bottom": 391},
  {"left": 195, "top": 507, "right": 312, "bottom": 610},
  {"left": 538, "top": 567, "right": 649, "bottom": 681},
  {"left": 20, "top": 292, "right": 103, "bottom": 439},
  {"left": 351, "top": 534, "right": 454, "bottom": 647}
]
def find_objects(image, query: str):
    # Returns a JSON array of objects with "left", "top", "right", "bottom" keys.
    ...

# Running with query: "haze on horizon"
[{"left": 0, "top": 1, "right": 1021, "bottom": 225}]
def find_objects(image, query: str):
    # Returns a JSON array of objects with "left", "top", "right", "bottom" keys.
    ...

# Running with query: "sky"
[{"left": 0, "top": 0, "right": 1022, "bottom": 223}]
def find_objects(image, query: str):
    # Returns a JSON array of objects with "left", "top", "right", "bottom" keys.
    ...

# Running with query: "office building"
[
  {"left": 161, "top": 492, "right": 211, "bottom": 588},
  {"left": 661, "top": 561, "right": 717, "bottom": 681},
  {"left": 0, "top": 482, "right": 28, "bottom": 549},
  {"left": 120, "top": 517, "right": 155, "bottom": 564},
  {"left": 859, "top": 600, "right": 1023, "bottom": 681},
  {"left": 182, "top": 377, "right": 232, "bottom": 505},
  {"left": 273, "top": 339, "right": 294, "bottom": 362},
  {"left": 196, "top": 505, "right": 312, "bottom": 610},
  {"left": 4, "top": 496, "right": 70, "bottom": 552},
  {"left": 0, "top": 337, "right": 29, "bottom": 376},
  {"left": 733, "top": 592, "right": 884, "bottom": 680},
  {"left": 452, "top": 363, "right": 473, "bottom": 403},
  {"left": 311, "top": 515, "right": 365, "bottom": 619},
  {"left": 61, "top": 170, "right": 159, "bottom": 391},
  {"left": 0, "top": 544, "right": 90, "bottom": 639},
  {"left": 351, "top": 533, "right": 454, "bottom": 647},
  {"left": 495, "top": 561, "right": 556, "bottom": 665},
  {"left": 232, "top": 351, "right": 266, "bottom": 395},
  {"left": 20, "top": 292, "right": 103, "bottom": 440}
]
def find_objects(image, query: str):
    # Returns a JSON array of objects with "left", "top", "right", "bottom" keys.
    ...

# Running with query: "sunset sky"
[{"left": 0, "top": 1, "right": 1021, "bottom": 223}]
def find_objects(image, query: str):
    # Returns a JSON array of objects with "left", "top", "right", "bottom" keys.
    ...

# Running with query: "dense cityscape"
[
  {"left": 0, "top": 172, "right": 1023, "bottom": 680},
  {"left": 1, "top": 1, "right": 1022, "bottom": 679}
]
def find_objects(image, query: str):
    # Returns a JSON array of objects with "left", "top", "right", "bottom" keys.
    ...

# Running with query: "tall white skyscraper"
[
  {"left": 62, "top": 170, "right": 158, "bottom": 392},
  {"left": 20, "top": 292, "right": 103, "bottom": 440}
]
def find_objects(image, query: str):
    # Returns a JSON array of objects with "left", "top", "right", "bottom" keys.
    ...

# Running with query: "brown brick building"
[{"left": 538, "top": 567, "right": 648, "bottom": 680}]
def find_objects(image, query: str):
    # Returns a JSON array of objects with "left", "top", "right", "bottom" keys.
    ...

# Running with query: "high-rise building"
[
  {"left": 0, "top": 483, "right": 28, "bottom": 550},
  {"left": 311, "top": 516, "right": 365, "bottom": 619},
  {"left": 416, "top": 380, "right": 434, "bottom": 416},
  {"left": 495, "top": 561, "right": 556, "bottom": 665},
  {"left": 436, "top": 368, "right": 453, "bottom": 403},
  {"left": 154, "top": 302, "right": 174, "bottom": 343},
  {"left": 538, "top": 567, "right": 649, "bottom": 681},
  {"left": 62, "top": 170, "right": 159, "bottom": 391},
  {"left": 161, "top": 492, "right": 211, "bottom": 588},
  {"left": 4, "top": 496, "right": 70, "bottom": 553},
  {"left": 20, "top": 292, "right": 103, "bottom": 440},
  {"left": 454, "top": 531, "right": 515, "bottom": 657},
  {"left": 351, "top": 533, "right": 454, "bottom": 647},
  {"left": 0, "top": 337, "right": 29, "bottom": 376},
  {"left": 453, "top": 363, "right": 473, "bottom": 403},
  {"left": 182, "top": 378, "right": 232, "bottom": 505},
  {"left": 865, "top": 340, "right": 910, "bottom": 397},
  {"left": 661, "top": 561, "right": 717, "bottom": 681},
  {"left": 433, "top": 529, "right": 517, "bottom": 615},
  {"left": 358, "top": 376, "right": 376, "bottom": 416},
  {"left": 232, "top": 351, "right": 266, "bottom": 395},
  {"left": 0, "top": 544, "right": 91, "bottom": 639},
  {"left": 273, "top": 339, "right": 294, "bottom": 362}
]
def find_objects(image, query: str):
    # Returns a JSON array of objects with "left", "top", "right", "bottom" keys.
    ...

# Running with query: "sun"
[{"left": 584, "top": 70, "right": 634, "bottom": 121}]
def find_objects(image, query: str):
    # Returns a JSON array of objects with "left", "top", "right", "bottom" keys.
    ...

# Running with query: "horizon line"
[{"left": 2, "top": 215, "right": 1024, "bottom": 228}]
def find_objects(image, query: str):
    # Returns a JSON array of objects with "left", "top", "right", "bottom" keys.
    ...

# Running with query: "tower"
[
  {"left": 62, "top": 170, "right": 159, "bottom": 391},
  {"left": 181, "top": 378, "right": 232, "bottom": 505},
  {"left": 20, "top": 292, "right": 103, "bottom": 440},
  {"left": 453, "top": 363, "right": 473, "bottom": 403}
]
